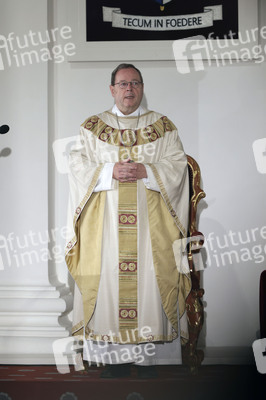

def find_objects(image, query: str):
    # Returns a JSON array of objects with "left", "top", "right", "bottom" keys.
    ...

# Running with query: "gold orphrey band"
[{"left": 118, "top": 139, "right": 138, "bottom": 343}]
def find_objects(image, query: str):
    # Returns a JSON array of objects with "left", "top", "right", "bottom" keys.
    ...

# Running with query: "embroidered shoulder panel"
[{"left": 81, "top": 115, "right": 176, "bottom": 147}]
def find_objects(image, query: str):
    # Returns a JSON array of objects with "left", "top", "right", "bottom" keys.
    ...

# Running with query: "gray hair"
[{"left": 111, "top": 63, "right": 143, "bottom": 86}]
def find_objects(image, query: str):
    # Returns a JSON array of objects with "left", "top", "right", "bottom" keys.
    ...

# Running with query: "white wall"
[
  {"left": 51, "top": 0, "right": 266, "bottom": 363},
  {"left": 0, "top": 0, "right": 49, "bottom": 284},
  {"left": 0, "top": 0, "right": 265, "bottom": 364},
  {"left": 0, "top": 0, "right": 68, "bottom": 364}
]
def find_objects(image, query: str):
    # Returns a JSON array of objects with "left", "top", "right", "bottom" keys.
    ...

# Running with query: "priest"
[{"left": 65, "top": 63, "right": 191, "bottom": 378}]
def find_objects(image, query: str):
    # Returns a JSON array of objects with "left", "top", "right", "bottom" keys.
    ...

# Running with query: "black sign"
[{"left": 86, "top": 0, "right": 238, "bottom": 42}]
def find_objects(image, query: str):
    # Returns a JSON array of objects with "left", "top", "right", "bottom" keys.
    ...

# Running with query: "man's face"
[{"left": 110, "top": 68, "right": 144, "bottom": 115}]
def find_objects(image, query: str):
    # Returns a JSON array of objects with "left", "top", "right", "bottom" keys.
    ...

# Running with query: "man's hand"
[{"left": 113, "top": 160, "right": 147, "bottom": 182}]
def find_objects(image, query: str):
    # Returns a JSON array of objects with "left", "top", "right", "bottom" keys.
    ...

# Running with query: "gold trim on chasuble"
[
  {"left": 112, "top": 114, "right": 175, "bottom": 343},
  {"left": 66, "top": 114, "right": 187, "bottom": 343},
  {"left": 145, "top": 165, "right": 191, "bottom": 344},
  {"left": 145, "top": 187, "right": 191, "bottom": 343},
  {"left": 82, "top": 114, "right": 176, "bottom": 147},
  {"left": 118, "top": 133, "right": 139, "bottom": 343},
  {"left": 118, "top": 179, "right": 138, "bottom": 343},
  {"left": 65, "top": 165, "right": 105, "bottom": 336},
  {"left": 148, "top": 164, "right": 187, "bottom": 238}
]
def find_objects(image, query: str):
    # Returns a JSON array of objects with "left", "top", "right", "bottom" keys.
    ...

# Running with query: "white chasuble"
[{"left": 65, "top": 109, "right": 191, "bottom": 365}]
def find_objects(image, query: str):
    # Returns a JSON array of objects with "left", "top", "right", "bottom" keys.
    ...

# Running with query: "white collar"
[{"left": 112, "top": 104, "right": 145, "bottom": 117}]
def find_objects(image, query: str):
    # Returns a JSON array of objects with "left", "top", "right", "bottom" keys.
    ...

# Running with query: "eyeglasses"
[{"left": 113, "top": 80, "right": 143, "bottom": 89}]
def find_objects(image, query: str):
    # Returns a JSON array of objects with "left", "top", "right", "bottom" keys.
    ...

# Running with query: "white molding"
[
  {"left": 0, "top": 354, "right": 60, "bottom": 364},
  {"left": 0, "top": 284, "right": 71, "bottom": 364}
]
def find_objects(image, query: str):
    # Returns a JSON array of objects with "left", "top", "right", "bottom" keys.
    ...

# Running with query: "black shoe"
[
  {"left": 100, "top": 364, "right": 131, "bottom": 379},
  {"left": 137, "top": 366, "right": 158, "bottom": 379}
]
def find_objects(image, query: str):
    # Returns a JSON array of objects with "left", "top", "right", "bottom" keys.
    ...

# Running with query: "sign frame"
[{"left": 67, "top": 0, "right": 258, "bottom": 61}]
